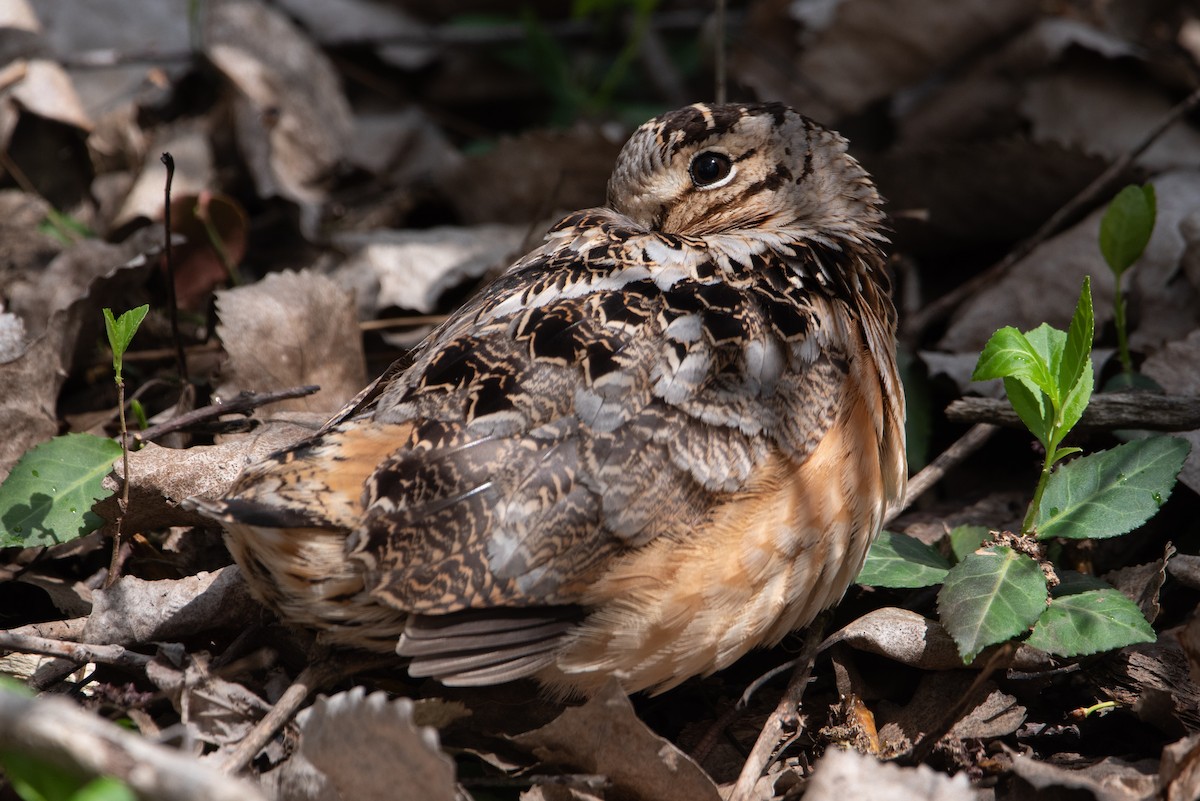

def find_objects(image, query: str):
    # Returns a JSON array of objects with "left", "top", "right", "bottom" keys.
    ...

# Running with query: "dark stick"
[
  {"left": 946, "top": 393, "right": 1200, "bottom": 431},
  {"left": 161, "top": 152, "right": 189, "bottom": 384},
  {"left": 133, "top": 385, "right": 321, "bottom": 444},
  {"left": 886, "top": 423, "right": 999, "bottom": 523},
  {"left": 729, "top": 620, "right": 826, "bottom": 801}
]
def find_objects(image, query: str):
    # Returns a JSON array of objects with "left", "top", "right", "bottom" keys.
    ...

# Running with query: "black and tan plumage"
[{"left": 193, "top": 102, "right": 906, "bottom": 695}]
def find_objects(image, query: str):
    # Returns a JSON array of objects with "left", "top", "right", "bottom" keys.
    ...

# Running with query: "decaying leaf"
[
  {"left": 512, "top": 680, "right": 721, "bottom": 801},
  {"left": 876, "top": 672, "right": 1026, "bottom": 749},
  {"left": 803, "top": 748, "right": 975, "bottom": 801},
  {"left": 146, "top": 648, "right": 272, "bottom": 748},
  {"left": 215, "top": 270, "right": 367, "bottom": 413},
  {"left": 82, "top": 568, "right": 265, "bottom": 648},
  {"left": 1007, "top": 749, "right": 1159, "bottom": 801},
  {"left": 95, "top": 418, "right": 320, "bottom": 531},
  {"left": 827, "top": 607, "right": 1052, "bottom": 672},
  {"left": 332, "top": 225, "right": 525, "bottom": 318},
  {"left": 734, "top": 0, "right": 1039, "bottom": 123},
  {"left": 267, "top": 687, "right": 456, "bottom": 801},
  {"left": 205, "top": 0, "right": 353, "bottom": 226}
]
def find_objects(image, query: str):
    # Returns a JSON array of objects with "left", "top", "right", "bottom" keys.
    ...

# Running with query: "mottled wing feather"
[{"left": 345, "top": 210, "right": 851, "bottom": 624}]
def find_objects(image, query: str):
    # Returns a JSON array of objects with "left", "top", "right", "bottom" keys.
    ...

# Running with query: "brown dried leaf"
[
  {"left": 520, "top": 782, "right": 606, "bottom": 801},
  {"left": 0, "top": 322, "right": 63, "bottom": 480},
  {"left": 1023, "top": 64, "right": 1200, "bottom": 172},
  {"left": 82, "top": 568, "right": 265, "bottom": 647},
  {"left": 803, "top": 748, "right": 975, "bottom": 801},
  {"left": 1161, "top": 734, "right": 1200, "bottom": 801},
  {"left": 4, "top": 59, "right": 91, "bottom": 134},
  {"left": 1007, "top": 750, "right": 1159, "bottom": 801},
  {"left": 512, "top": 680, "right": 720, "bottom": 801},
  {"left": 274, "top": 0, "right": 435, "bottom": 69},
  {"left": 112, "top": 124, "right": 214, "bottom": 231},
  {"left": 206, "top": 0, "right": 352, "bottom": 222},
  {"left": 349, "top": 108, "right": 463, "bottom": 182},
  {"left": 96, "top": 418, "right": 319, "bottom": 530},
  {"left": 877, "top": 673, "right": 1025, "bottom": 748},
  {"left": 1103, "top": 543, "right": 1174, "bottom": 625},
  {"left": 332, "top": 225, "right": 525, "bottom": 317},
  {"left": 146, "top": 649, "right": 271, "bottom": 747},
  {"left": 828, "top": 608, "right": 1051, "bottom": 672},
  {"left": 270, "top": 687, "right": 456, "bottom": 801},
  {"left": 215, "top": 270, "right": 367, "bottom": 413}
]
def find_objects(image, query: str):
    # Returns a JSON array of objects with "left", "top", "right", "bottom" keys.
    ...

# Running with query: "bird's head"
[{"left": 607, "top": 102, "right": 886, "bottom": 246}]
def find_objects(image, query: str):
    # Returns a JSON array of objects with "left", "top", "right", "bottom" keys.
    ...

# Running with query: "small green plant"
[
  {"left": 1099, "top": 184, "right": 1156, "bottom": 379},
  {"left": 102, "top": 305, "right": 149, "bottom": 579},
  {"left": 0, "top": 306, "right": 147, "bottom": 546},
  {"left": 857, "top": 278, "right": 1188, "bottom": 663}
]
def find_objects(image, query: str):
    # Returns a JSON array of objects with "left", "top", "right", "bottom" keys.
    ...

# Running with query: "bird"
[{"left": 192, "top": 102, "right": 906, "bottom": 697}]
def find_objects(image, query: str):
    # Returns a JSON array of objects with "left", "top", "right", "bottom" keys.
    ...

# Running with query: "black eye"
[{"left": 689, "top": 151, "right": 733, "bottom": 188}]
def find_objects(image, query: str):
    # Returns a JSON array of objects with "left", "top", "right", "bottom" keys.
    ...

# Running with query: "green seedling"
[
  {"left": 858, "top": 278, "right": 1187, "bottom": 663},
  {"left": 0, "top": 306, "right": 148, "bottom": 546},
  {"left": 1099, "top": 184, "right": 1156, "bottom": 379}
]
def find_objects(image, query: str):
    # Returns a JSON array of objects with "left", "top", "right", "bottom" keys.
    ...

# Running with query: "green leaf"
[
  {"left": 1035, "top": 436, "right": 1190, "bottom": 540},
  {"left": 1003, "top": 376, "right": 1053, "bottom": 448},
  {"left": 102, "top": 305, "right": 149, "bottom": 380},
  {"left": 1, "top": 750, "right": 89, "bottom": 801},
  {"left": 973, "top": 327, "right": 1053, "bottom": 393},
  {"left": 949, "top": 525, "right": 990, "bottom": 563},
  {"left": 1051, "top": 446, "right": 1083, "bottom": 463},
  {"left": 856, "top": 530, "right": 951, "bottom": 588},
  {"left": 1059, "top": 278, "right": 1094, "bottom": 402},
  {"left": 937, "top": 546, "right": 1049, "bottom": 662},
  {"left": 1026, "top": 575, "right": 1155, "bottom": 657},
  {"left": 1055, "top": 360, "right": 1093, "bottom": 446},
  {"left": 72, "top": 777, "right": 137, "bottom": 801},
  {"left": 0, "top": 434, "right": 122, "bottom": 547},
  {"left": 1022, "top": 323, "right": 1067, "bottom": 403},
  {"left": 1099, "top": 184, "right": 1157, "bottom": 276}
]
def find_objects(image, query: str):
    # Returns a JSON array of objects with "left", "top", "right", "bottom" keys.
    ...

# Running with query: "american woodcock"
[{"left": 193, "top": 102, "right": 906, "bottom": 695}]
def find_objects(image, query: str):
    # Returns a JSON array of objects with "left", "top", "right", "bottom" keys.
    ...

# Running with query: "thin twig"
[
  {"left": 221, "top": 655, "right": 385, "bottom": 775},
  {"left": 0, "top": 630, "right": 151, "bottom": 671},
  {"left": 161, "top": 152, "right": 189, "bottom": 384},
  {"left": 885, "top": 423, "right": 999, "bottom": 524},
  {"left": 729, "top": 621, "right": 826, "bottom": 801},
  {"left": 133, "top": 385, "right": 320, "bottom": 444},
  {"left": 904, "top": 86, "right": 1200, "bottom": 340}
]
